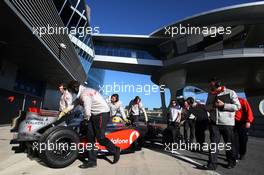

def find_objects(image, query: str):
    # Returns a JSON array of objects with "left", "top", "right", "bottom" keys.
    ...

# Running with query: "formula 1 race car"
[{"left": 10, "top": 109, "right": 146, "bottom": 168}]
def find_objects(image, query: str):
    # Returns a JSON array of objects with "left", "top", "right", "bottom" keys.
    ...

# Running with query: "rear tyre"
[{"left": 38, "top": 127, "right": 80, "bottom": 168}]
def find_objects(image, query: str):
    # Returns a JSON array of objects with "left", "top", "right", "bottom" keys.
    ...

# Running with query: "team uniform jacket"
[
  {"left": 206, "top": 87, "right": 241, "bottom": 126},
  {"left": 235, "top": 97, "right": 254, "bottom": 123},
  {"left": 76, "top": 85, "right": 110, "bottom": 120},
  {"left": 59, "top": 90, "right": 73, "bottom": 112},
  {"left": 108, "top": 101, "right": 127, "bottom": 120}
]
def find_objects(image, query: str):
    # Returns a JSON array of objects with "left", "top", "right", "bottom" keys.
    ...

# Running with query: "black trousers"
[
  {"left": 87, "top": 112, "right": 118, "bottom": 163},
  {"left": 130, "top": 115, "right": 139, "bottom": 126},
  {"left": 208, "top": 124, "right": 236, "bottom": 166},
  {"left": 86, "top": 120, "right": 97, "bottom": 163},
  {"left": 195, "top": 120, "right": 208, "bottom": 146},
  {"left": 234, "top": 121, "right": 249, "bottom": 159},
  {"left": 184, "top": 119, "right": 195, "bottom": 143},
  {"left": 168, "top": 122, "right": 181, "bottom": 143}
]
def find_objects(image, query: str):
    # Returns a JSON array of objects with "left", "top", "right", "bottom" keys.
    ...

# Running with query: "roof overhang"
[{"left": 151, "top": 1, "right": 264, "bottom": 37}]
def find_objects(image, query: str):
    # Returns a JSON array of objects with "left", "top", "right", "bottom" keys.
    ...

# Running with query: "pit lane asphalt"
[
  {"left": 144, "top": 134, "right": 264, "bottom": 175},
  {"left": 0, "top": 126, "right": 214, "bottom": 175}
]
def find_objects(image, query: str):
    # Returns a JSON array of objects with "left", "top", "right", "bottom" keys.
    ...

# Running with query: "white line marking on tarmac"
[
  {"left": 171, "top": 150, "right": 203, "bottom": 166},
  {"left": 169, "top": 151, "right": 221, "bottom": 175},
  {"left": 149, "top": 141, "right": 221, "bottom": 175},
  {"left": 153, "top": 142, "right": 164, "bottom": 146}
]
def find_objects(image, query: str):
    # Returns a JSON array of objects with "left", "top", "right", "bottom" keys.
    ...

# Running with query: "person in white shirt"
[
  {"left": 58, "top": 83, "right": 73, "bottom": 117},
  {"left": 108, "top": 94, "right": 128, "bottom": 122},
  {"left": 128, "top": 96, "right": 148, "bottom": 125},
  {"left": 58, "top": 83, "right": 85, "bottom": 126},
  {"left": 168, "top": 100, "right": 182, "bottom": 143},
  {"left": 67, "top": 81, "right": 120, "bottom": 169}
]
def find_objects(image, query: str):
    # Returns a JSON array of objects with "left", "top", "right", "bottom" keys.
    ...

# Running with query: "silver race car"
[{"left": 10, "top": 109, "right": 143, "bottom": 168}]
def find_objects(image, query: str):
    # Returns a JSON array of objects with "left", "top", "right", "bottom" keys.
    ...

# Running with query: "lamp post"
[{"left": 58, "top": 43, "right": 66, "bottom": 60}]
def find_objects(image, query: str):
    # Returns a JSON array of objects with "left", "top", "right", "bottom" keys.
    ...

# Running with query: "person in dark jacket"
[
  {"left": 183, "top": 99, "right": 196, "bottom": 144},
  {"left": 234, "top": 97, "right": 254, "bottom": 160},
  {"left": 185, "top": 97, "right": 209, "bottom": 151}
]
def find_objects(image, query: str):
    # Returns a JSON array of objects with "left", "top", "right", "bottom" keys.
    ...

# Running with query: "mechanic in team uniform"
[
  {"left": 58, "top": 83, "right": 84, "bottom": 126},
  {"left": 67, "top": 81, "right": 120, "bottom": 168},
  {"left": 167, "top": 99, "right": 182, "bottom": 143},
  {"left": 128, "top": 96, "right": 148, "bottom": 126},
  {"left": 185, "top": 97, "right": 209, "bottom": 151},
  {"left": 107, "top": 94, "right": 128, "bottom": 123},
  {"left": 58, "top": 83, "right": 73, "bottom": 116}
]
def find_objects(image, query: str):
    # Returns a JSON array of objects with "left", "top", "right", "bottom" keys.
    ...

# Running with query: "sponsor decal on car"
[{"left": 97, "top": 129, "right": 140, "bottom": 151}]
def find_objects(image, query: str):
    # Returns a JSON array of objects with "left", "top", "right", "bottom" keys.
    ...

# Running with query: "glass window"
[
  {"left": 107, "top": 49, "right": 113, "bottom": 56},
  {"left": 60, "top": 2, "right": 73, "bottom": 25},
  {"left": 68, "top": 12, "right": 81, "bottom": 28},
  {"left": 84, "top": 35, "right": 91, "bottom": 45},
  {"left": 101, "top": 47, "right": 107, "bottom": 55},
  {"left": 137, "top": 51, "right": 144, "bottom": 58},
  {"left": 68, "top": 0, "right": 79, "bottom": 7},
  {"left": 75, "top": 45, "right": 82, "bottom": 55},
  {"left": 113, "top": 49, "right": 119, "bottom": 56},
  {"left": 95, "top": 48, "right": 100, "bottom": 55},
  {"left": 53, "top": 0, "right": 66, "bottom": 13},
  {"left": 81, "top": 49, "right": 86, "bottom": 58},
  {"left": 126, "top": 50, "right": 131, "bottom": 57},
  {"left": 119, "top": 49, "right": 126, "bottom": 57},
  {"left": 78, "top": 18, "right": 86, "bottom": 28},
  {"left": 76, "top": 0, "right": 85, "bottom": 12}
]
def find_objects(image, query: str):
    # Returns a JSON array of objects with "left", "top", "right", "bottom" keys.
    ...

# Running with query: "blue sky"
[{"left": 87, "top": 0, "right": 254, "bottom": 108}]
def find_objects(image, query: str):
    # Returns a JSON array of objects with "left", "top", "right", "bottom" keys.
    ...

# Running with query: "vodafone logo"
[
  {"left": 98, "top": 129, "right": 141, "bottom": 151},
  {"left": 111, "top": 138, "right": 128, "bottom": 144},
  {"left": 129, "top": 131, "right": 140, "bottom": 144}
]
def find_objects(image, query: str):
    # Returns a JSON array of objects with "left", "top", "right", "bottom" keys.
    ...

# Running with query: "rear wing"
[{"left": 11, "top": 109, "right": 59, "bottom": 132}]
